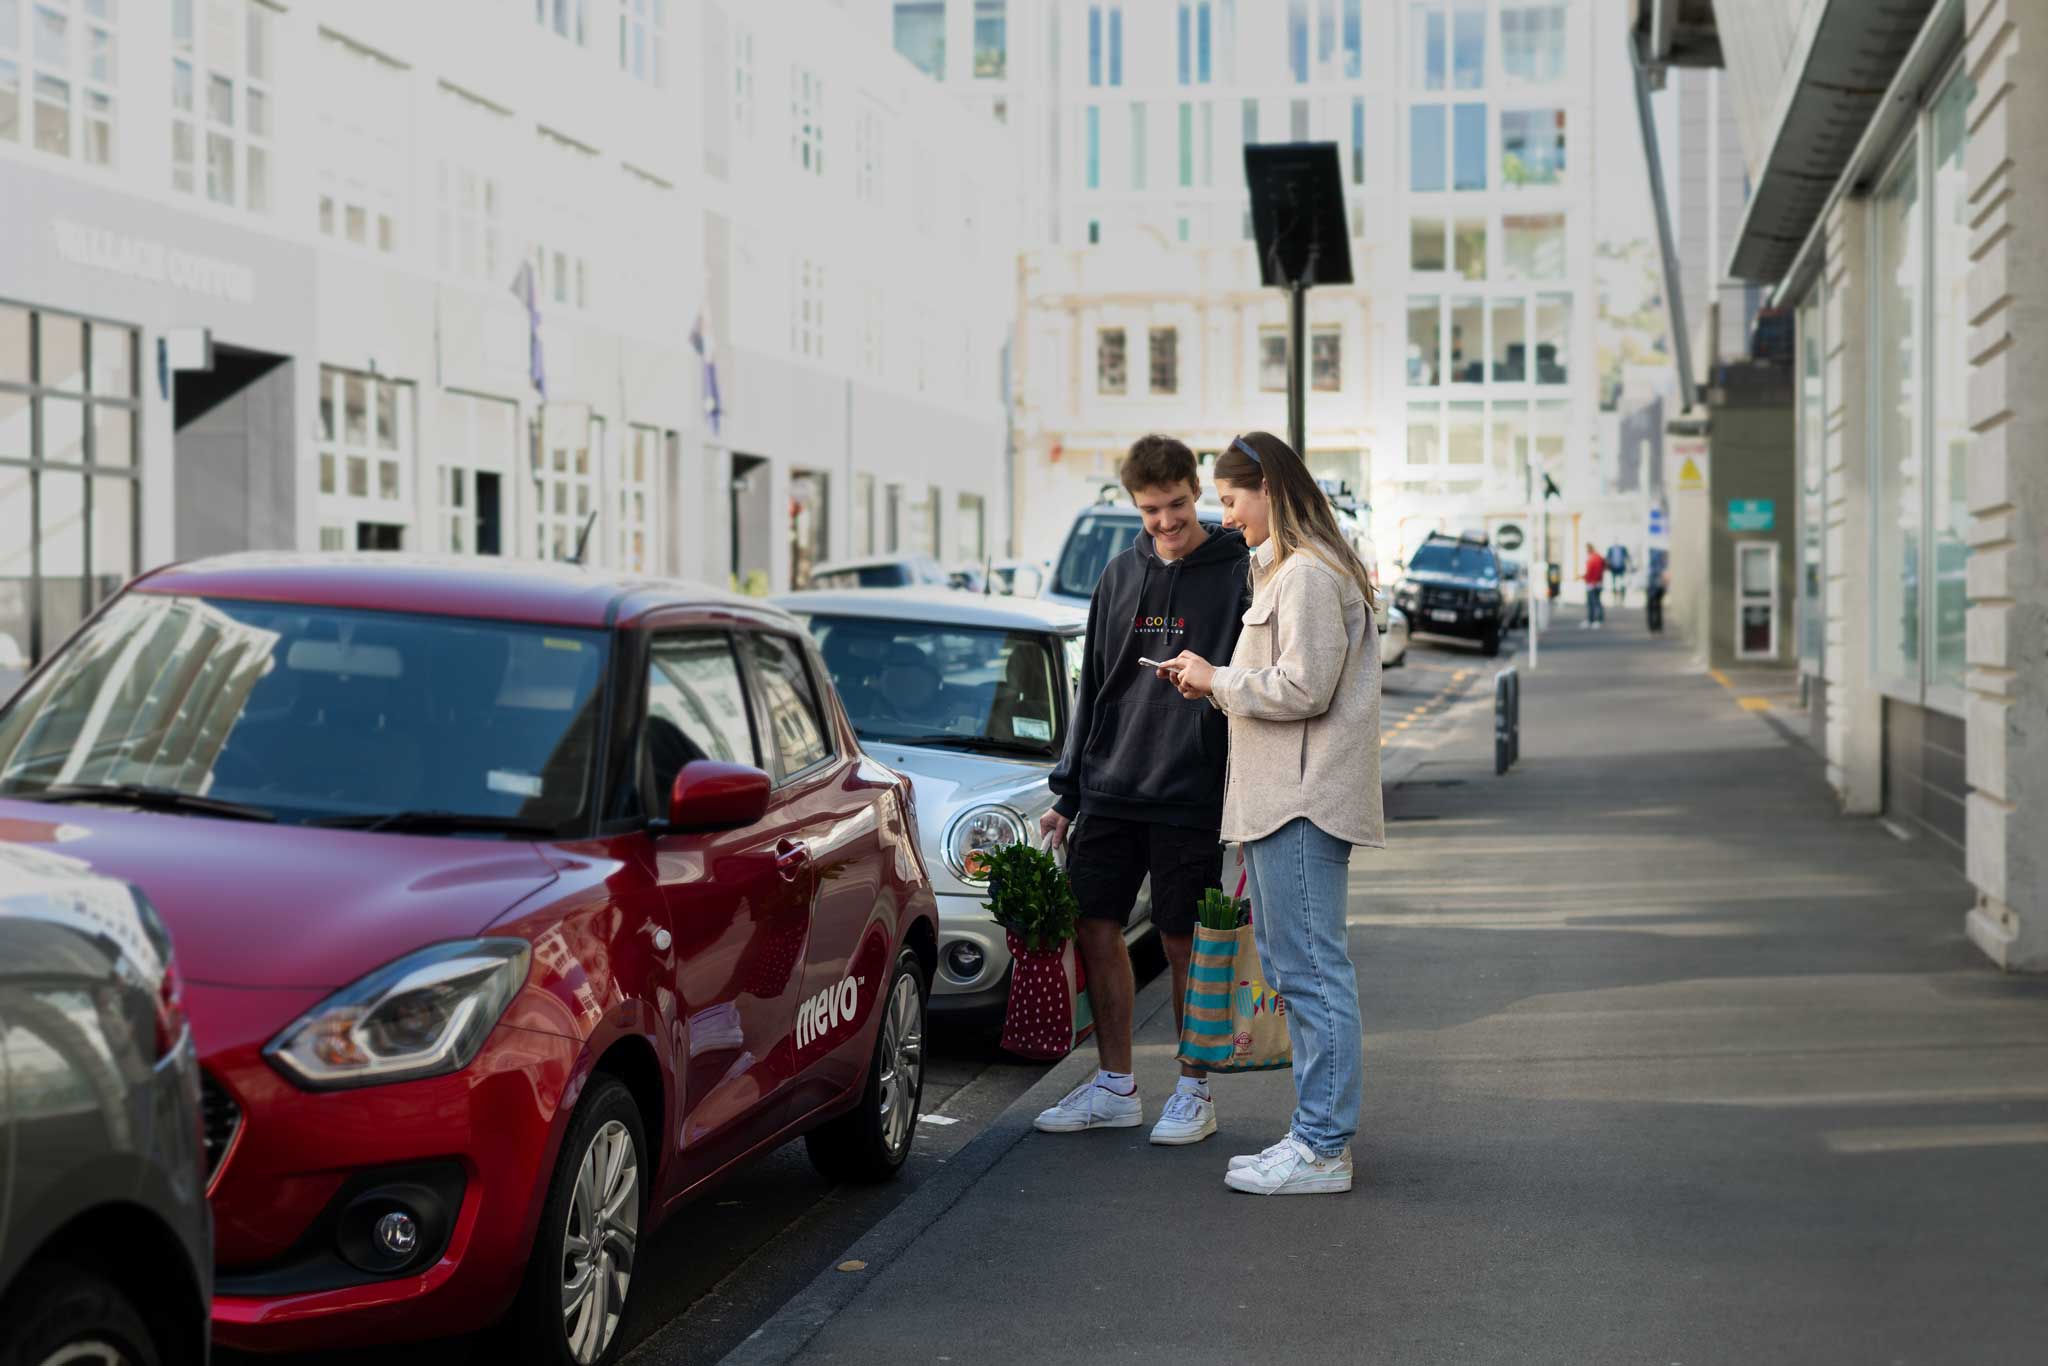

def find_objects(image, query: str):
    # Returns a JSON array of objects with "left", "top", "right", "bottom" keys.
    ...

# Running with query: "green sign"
[{"left": 1728, "top": 499, "right": 1776, "bottom": 532}]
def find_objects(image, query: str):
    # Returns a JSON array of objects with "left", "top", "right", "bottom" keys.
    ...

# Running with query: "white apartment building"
[
  {"left": 1, "top": 0, "right": 1015, "bottom": 678},
  {"left": 872, "top": 0, "right": 1608, "bottom": 572}
]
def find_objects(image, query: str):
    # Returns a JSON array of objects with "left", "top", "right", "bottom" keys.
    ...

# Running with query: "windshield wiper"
[
  {"left": 307, "top": 809, "right": 561, "bottom": 837},
  {"left": 30, "top": 783, "right": 279, "bottom": 823},
  {"left": 862, "top": 733, "right": 1052, "bottom": 758}
]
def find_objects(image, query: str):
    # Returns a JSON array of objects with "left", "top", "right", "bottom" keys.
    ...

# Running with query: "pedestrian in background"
[
  {"left": 1161, "top": 430, "right": 1380, "bottom": 1196},
  {"left": 1605, "top": 540, "right": 1631, "bottom": 605},
  {"left": 1646, "top": 550, "right": 1668, "bottom": 633},
  {"left": 1581, "top": 544, "right": 1607, "bottom": 630},
  {"left": 1035, "top": 435, "right": 1251, "bottom": 1147}
]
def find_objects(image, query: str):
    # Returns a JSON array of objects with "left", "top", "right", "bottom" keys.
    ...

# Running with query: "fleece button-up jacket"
[{"left": 1209, "top": 538, "right": 1385, "bottom": 849}]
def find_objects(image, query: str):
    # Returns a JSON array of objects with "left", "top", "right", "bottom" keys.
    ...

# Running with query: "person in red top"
[{"left": 1581, "top": 545, "right": 1608, "bottom": 629}]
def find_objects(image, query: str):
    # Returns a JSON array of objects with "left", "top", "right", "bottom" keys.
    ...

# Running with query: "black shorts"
[{"left": 1067, "top": 813, "right": 1222, "bottom": 938}]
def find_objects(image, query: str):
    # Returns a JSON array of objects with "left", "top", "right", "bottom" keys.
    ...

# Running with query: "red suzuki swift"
[{"left": 0, "top": 555, "right": 938, "bottom": 1365}]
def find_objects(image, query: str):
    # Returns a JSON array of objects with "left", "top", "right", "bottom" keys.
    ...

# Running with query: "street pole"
[
  {"left": 1287, "top": 278, "right": 1307, "bottom": 461},
  {"left": 1527, "top": 455, "right": 1540, "bottom": 671}
]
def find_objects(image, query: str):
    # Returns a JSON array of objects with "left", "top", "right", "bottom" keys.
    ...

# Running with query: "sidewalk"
[{"left": 754, "top": 612, "right": 2048, "bottom": 1365}]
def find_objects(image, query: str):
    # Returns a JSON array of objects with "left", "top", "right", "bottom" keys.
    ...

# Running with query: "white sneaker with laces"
[
  {"left": 1033, "top": 1081, "right": 1142, "bottom": 1133},
  {"left": 1148, "top": 1088, "right": 1216, "bottom": 1145},
  {"left": 1223, "top": 1136, "right": 1353, "bottom": 1195},
  {"left": 1228, "top": 1133, "right": 1303, "bottom": 1172}
]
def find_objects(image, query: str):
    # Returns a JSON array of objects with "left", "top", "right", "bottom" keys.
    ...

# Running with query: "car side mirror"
[{"left": 655, "top": 760, "right": 771, "bottom": 835}]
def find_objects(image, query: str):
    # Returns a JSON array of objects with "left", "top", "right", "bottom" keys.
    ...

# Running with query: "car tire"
[
  {"left": 0, "top": 1262, "right": 163, "bottom": 1366},
  {"left": 510, "top": 1075, "right": 647, "bottom": 1366},
  {"left": 804, "top": 949, "right": 927, "bottom": 1184},
  {"left": 1481, "top": 628, "right": 1502, "bottom": 657}
]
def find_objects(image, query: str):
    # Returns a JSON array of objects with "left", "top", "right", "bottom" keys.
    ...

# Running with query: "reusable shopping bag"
[{"left": 1176, "top": 848, "right": 1292, "bottom": 1073}]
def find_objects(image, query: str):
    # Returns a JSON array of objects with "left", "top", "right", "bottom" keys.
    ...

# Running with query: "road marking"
[
  {"left": 1825, "top": 1123, "right": 2048, "bottom": 1155},
  {"left": 1709, "top": 669, "right": 1732, "bottom": 688},
  {"left": 1738, "top": 696, "right": 1772, "bottom": 712}
]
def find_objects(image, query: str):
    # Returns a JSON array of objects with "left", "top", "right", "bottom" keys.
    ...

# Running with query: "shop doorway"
[
  {"left": 174, "top": 343, "right": 294, "bottom": 559},
  {"left": 729, "top": 453, "right": 772, "bottom": 592}
]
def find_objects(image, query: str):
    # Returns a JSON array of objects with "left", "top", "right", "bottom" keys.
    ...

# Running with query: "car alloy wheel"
[
  {"left": 35, "top": 1344, "right": 136, "bottom": 1366},
  {"left": 559, "top": 1119, "right": 639, "bottom": 1365},
  {"left": 876, "top": 970, "right": 925, "bottom": 1161}
]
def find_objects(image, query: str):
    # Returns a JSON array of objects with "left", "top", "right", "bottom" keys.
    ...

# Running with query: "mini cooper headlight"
[
  {"left": 265, "top": 939, "right": 530, "bottom": 1090},
  {"left": 944, "top": 805, "right": 1028, "bottom": 883}
]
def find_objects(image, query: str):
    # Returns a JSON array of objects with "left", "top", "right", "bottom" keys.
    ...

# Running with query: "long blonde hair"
[{"left": 1212, "top": 431, "right": 1376, "bottom": 607}]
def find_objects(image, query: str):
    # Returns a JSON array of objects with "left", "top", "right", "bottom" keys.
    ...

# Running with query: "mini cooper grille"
[{"left": 201, "top": 1072, "right": 241, "bottom": 1181}]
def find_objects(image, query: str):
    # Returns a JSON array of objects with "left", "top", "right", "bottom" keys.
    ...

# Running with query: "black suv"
[{"left": 1393, "top": 531, "right": 1508, "bottom": 656}]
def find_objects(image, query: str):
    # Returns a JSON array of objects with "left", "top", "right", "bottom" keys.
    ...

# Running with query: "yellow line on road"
[
  {"left": 1709, "top": 669, "right": 1732, "bottom": 688},
  {"left": 1739, "top": 696, "right": 1772, "bottom": 712}
]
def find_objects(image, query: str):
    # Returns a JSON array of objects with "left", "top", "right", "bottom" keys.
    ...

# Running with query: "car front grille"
[
  {"left": 201, "top": 1071, "right": 241, "bottom": 1183},
  {"left": 1422, "top": 585, "right": 1472, "bottom": 610}
]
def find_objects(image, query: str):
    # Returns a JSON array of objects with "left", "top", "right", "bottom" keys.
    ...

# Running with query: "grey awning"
[{"left": 1726, "top": 0, "right": 1940, "bottom": 283}]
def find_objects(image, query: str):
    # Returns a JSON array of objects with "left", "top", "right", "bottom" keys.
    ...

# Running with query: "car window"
[
  {"left": 1062, "top": 633, "right": 1086, "bottom": 693},
  {"left": 0, "top": 593, "right": 608, "bottom": 829},
  {"left": 1051, "top": 515, "right": 1137, "bottom": 598},
  {"left": 808, "top": 616, "right": 1064, "bottom": 758},
  {"left": 645, "top": 634, "right": 758, "bottom": 802},
  {"left": 1407, "top": 543, "right": 1498, "bottom": 580},
  {"left": 746, "top": 632, "right": 833, "bottom": 780}
]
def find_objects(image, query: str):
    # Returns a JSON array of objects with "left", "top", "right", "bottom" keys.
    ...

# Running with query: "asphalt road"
[{"left": 219, "top": 634, "right": 1493, "bottom": 1366}]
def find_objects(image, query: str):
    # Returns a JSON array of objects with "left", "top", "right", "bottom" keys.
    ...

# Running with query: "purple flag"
[{"left": 511, "top": 261, "right": 546, "bottom": 400}]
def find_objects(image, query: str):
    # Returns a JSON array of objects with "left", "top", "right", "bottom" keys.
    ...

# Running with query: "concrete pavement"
[{"left": 728, "top": 610, "right": 2048, "bottom": 1365}]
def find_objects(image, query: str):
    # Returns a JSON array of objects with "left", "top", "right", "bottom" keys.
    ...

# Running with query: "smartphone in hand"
[{"left": 1138, "top": 656, "right": 1170, "bottom": 670}]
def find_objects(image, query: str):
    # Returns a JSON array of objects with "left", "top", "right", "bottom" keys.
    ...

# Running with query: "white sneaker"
[
  {"left": 1223, "top": 1136, "right": 1354, "bottom": 1195},
  {"left": 1228, "top": 1132, "right": 1302, "bottom": 1171},
  {"left": 1148, "top": 1088, "right": 1217, "bottom": 1145},
  {"left": 1033, "top": 1081, "right": 1142, "bottom": 1133}
]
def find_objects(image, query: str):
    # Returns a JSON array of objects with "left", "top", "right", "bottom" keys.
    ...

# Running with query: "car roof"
[
  {"left": 812, "top": 554, "right": 937, "bottom": 574},
  {"left": 772, "top": 587, "right": 1088, "bottom": 632},
  {"left": 133, "top": 553, "right": 797, "bottom": 631}
]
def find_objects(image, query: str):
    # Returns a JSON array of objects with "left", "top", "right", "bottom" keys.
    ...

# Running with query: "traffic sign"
[
  {"left": 1496, "top": 524, "right": 1526, "bottom": 551},
  {"left": 1728, "top": 499, "right": 1776, "bottom": 532}
]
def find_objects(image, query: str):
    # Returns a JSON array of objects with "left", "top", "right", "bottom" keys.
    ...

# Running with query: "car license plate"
[{"left": 1429, "top": 609, "right": 1460, "bottom": 623}]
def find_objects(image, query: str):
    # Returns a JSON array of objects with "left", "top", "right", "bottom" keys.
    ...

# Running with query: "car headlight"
[
  {"left": 265, "top": 939, "right": 531, "bottom": 1091},
  {"left": 944, "top": 805, "right": 1028, "bottom": 882}
]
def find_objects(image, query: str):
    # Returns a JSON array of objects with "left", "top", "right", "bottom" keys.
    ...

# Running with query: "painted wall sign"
[
  {"left": 1728, "top": 499, "right": 1776, "bottom": 532},
  {"left": 51, "top": 219, "right": 257, "bottom": 304}
]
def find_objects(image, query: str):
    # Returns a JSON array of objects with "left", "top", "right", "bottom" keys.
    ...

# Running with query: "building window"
[
  {"left": 1177, "top": 1, "right": 1212, "bottom": 85},
  {"left": 1350, "top": 96, "right": 1365, "bottom": 186},
  {"left": 856, "top": 101, "right": 884, "bottom": 205},
  {"left": 1501, "top": 4, "right": 1565, "bottom": 84},
  {"left": 1311, "top": 327, "right": 1341, "bottom": 391},
  {"left": 1533, "top": 292, "right": 1569, "bottom": 384},
  {"left": 1242, "top": 96, "right": 1259, "bottom": 147},
  {"left": 316, "top": 33, "right": 404, "bottom": 252},
  {"left": 1407, "top": 297, "right": 1441, "bottom": 387},
  {"left": 1410, "top": 105, "right": 1445, "bottom": 192},
  {"left": 1097, "top": 327, "right": 1126, "bottom": 394},
  {"left": 1149, "top": 327, "right": 1178, "bottom": 394},
  {"left": 436, "top": 86, "right": 508, "bottom": 285},
  {"left": 318, "top": 365, "right": 413, "bottom": 552},
  {"left": 1412, "top": 1, "right": 1445, "bottom": 90},
  {"left": 1130, "top": 102, "right": 1146, "bottom": 189},
  {"left": 0, "top": 302, "right": 139, "bottom": 667},
  {"left": 1448, "top": 401, "right": 1484, "bottom": 465},
  {"left": 852, "top": 472, "right": 876, "bottom": 555},
  {"left": 5, "top": 0, "right": 118, "bottom": 163},
  {"left": 1341, "top": 0, "right": 1362, "bottom": 78},
  {"left": 1085, "top": 104, "right": 1100, "bottom": 188},
  {"left": 171, "top": 0, "right": 274, "bottom": 209},
  {"left": 620, "top": 0, "right": 665, "bottom": 87},
  {"left": 620, "top": 425, "right": 661, "bottom": 573},
  {"left": 538, "top": 0, "right": 587, "bottom": 44},
  {"left": 1088, "top": 4, "right": 1121, "bottom": 87},
  {"left": 1491, "top": 297, "right": 1525, "bottom": 381},
  {"left": 533, "top": 128, "right": 597, "bottom": 313},
  {"left": 1407, "top": 402, "right": 1441, "bottom": 464},
  {"left": 794, "top": 258, "right": 826, "bottom": 361},
  {"left": 434, "top": 391, "right": 515, "bottom": 557},
  {"left": 1258, "top": 329, "right": 1289, "bottom": 391},
  {"left": 1503, "top": 212, "right": 1566, "bottom": 279},
  {"left": 1411, "top": 216, "right": 1446, "bottom": 272},
  {"left": 1287, "top": 0, "right": 1308, "bottom": 83},
  {"left": 1449, "top": 297, "right": 1482, "bottom": 383},
  {"left": 1290, "top": 98, "right": 1309, "bottom": 140},
  {"left": 792, "top": 66, "right": 823, "bottom": 175},
  {"left": 1490, "top": 400, "right": 1528, "bottom": 481},
  {"left": 975, "top": 0, "right": 1006, "bottom": 78},
  {"left": 894, "top": 2, "right": 943, "bottom": 79},
  {"left": 1452, "top": 0, "right": 1484, "bottom": 89},
  {"left": 1502, "top": 108, "right": 1566, "bottom": 185},
  {"left": 1797, "top": 291, "right": 1826, "bottom": 673},
  {"left": 1453, "top": 103, "right": 1486, "bottom": 190},
  {"left": 955, "top": 492, "right": 986, "bottom": 562},
  {"left": 1179, "top": 102, "right": 1194, "bottom": 186},
  {"left": 1927, "top": 73, "right": 1972, "bottom": 694},
  {"left": 1454, "top": 217, "right": 1485, "bottom": 280}
]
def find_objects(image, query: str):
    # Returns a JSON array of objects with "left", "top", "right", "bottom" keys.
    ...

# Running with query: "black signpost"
[{"left": 1245, "top": 142, "right": 1353, "bottom": 461}]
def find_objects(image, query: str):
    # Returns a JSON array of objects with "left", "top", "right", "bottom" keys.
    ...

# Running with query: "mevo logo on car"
[{"left": 797, "top": 974, "right": 861, "bottom": 1050}]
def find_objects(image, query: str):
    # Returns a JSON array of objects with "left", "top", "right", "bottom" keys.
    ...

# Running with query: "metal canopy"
[{"left": 1726, "top": 0, "right": 1939, "bottom": 283}]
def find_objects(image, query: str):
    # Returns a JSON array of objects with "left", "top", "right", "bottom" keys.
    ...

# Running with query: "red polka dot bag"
[{"left": 981, "top": 838, "right": 1093, "bottom": 1061}]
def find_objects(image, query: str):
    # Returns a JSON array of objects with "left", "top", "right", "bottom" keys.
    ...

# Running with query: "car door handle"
[{"left": 774, "top": 839, "right": 810, "bottom": 880}]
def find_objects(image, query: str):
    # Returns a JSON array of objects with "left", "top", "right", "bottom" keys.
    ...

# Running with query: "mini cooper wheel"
[
  {"left": 513, "top": 1076, "right": 645, "bottom": 1366},
  {"left": 804, "top": 950, "right": 926, "bottom": 1183}
]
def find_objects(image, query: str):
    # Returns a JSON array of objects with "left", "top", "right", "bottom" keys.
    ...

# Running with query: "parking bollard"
[{"left": 1495, "top": 666, "right": 1520, "bottom": 775}]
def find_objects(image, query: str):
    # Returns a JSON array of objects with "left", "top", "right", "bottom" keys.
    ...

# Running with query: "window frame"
[
  {"left": 637, "top": 626, "right": 764, "bottom": 818},
  {"left": 1734, "top": 541, "right": 1780, "bottom": 662},
  {"left": 739, "top": 627, "right": 840, "bottom": 787}
]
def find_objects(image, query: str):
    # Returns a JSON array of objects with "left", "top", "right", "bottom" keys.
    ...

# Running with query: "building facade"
[
  {"left": 1, "top": 0, "right": 1014, "bottom": 688},
  {"left": 874, "top": 0, "right": 1610, "bottom": 576},
  {"left": 1635, "top": 0, "right": 2048, "bottom": 968}
]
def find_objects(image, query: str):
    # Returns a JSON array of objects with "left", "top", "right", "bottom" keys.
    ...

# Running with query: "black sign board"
[{"left": 1244, "top": 142, "right": 1354, "bottom": 289}]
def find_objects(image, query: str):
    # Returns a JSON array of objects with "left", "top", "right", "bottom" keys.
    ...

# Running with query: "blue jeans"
[
  {"left": 1243, "top": 818, "right": 1363, "bottom": 1157},
  {"left": 1586, "top": 586, "right": 1604, "bottom": 624}
]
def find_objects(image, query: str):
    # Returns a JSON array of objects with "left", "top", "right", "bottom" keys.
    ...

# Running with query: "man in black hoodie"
[{"left": 1034, "top": 435, "right": 1250, "bottom": 1146}]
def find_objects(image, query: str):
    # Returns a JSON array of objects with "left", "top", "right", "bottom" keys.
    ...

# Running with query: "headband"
[{"left": 1230, "top": 437, "right": 1263, "bottom": 465}]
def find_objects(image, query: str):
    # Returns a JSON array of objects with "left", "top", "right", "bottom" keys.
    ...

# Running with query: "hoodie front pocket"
[{"left": 1082, "top": 700, "right": 1218, "bottom": 806}]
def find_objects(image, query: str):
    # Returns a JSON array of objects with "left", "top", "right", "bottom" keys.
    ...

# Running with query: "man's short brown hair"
[{"left": 1120, "top": 434, "right": 1199, "bottom": 498}]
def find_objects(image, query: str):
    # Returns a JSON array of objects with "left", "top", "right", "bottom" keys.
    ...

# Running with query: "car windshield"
[
  {"left": 0, "top": 593, "right": 610, "bottom": 832},
  {"left": 806, "top": 615, "right": 1063, "bottom": 758},
  {"left": 1408, "top": 543, "right": 1498, "bottom": 580},
  {"left": 1052, "top": 515, "right": 1138, "bottom": 598},
  {"left": 812, "top": 564, "right": 915, "bottom": 589}
]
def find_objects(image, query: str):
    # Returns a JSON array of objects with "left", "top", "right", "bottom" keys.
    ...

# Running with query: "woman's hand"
[{"left": 1162, "top": 650, "right": 1216, "bottom": 700}]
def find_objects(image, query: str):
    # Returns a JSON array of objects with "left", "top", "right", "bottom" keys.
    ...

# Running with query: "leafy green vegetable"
[
  {"left": 981, "top": 841, "right": 1079, "bottom": 952},
  {"left": 1197, "top": 887, "right": 1248, "bottom": 932}
]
